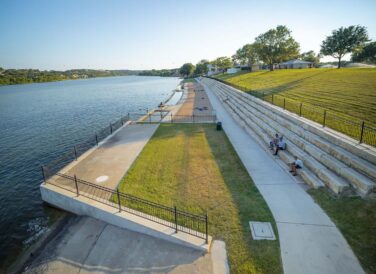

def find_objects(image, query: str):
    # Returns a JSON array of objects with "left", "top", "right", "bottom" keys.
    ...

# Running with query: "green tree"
[
  {"left": 254, "top": 25, "right": 300, "bottom": 71},
  {"left": 351, "top": 41, "right": 376, "bottom": 64},
  {"left": 179, "top": 63, "right": 195, "bottom": 78},
  {"left": 234, "top": 44, "right": 259, "bottom": 71},
  {"left": 320, "top": 25, "right": 369, "bottom": 68},
  {"left": 212, "top": 56, "right": 233, "bottom": 73},
  {"left": 194, "top": 59, "right": 209, "bottom": 76},
  {"left": 300, "top": 50, "right": 321, "bottom": 66}
]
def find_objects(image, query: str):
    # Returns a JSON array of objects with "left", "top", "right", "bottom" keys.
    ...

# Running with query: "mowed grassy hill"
[{"left": 214, "top": 68, "right": 376, "bottom": 127}]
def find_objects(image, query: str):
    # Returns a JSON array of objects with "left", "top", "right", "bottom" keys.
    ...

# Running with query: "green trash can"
[{"left": 216, "top": 121, "right": 222, "bottom": 131}]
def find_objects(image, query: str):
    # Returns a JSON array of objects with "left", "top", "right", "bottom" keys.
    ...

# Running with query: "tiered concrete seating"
[{"left": 202, "top": 78, "right": 376, "bottom": 196}]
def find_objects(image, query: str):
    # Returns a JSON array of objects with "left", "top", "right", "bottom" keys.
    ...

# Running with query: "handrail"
[
  {"left": 44, "top": 172, "right": 208, "bottom": 241},
  {"left": 204, "top": 76, "right": 376, "bottom": 147}
]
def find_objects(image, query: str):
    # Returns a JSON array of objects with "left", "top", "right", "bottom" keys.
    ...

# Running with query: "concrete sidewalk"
[
  {"left": 54, "top": 123, "right": 159, "bottom": 190},
  {"left": 22, "top": 217, "right": 212, "bottom": 274},
  {"left": 200, "top": 80, "right": 364, "bottom": 274}
]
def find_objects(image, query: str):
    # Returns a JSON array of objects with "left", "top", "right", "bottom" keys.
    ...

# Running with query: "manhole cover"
[
  {"left": 249, "top": 221, "right": 276, "bottom": 240},
  {"left": 95, "top": 175, "right": 109, "bottom": 184}
]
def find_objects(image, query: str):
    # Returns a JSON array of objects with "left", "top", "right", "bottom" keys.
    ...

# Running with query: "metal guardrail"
[
  {"left": 43, "top": 112, "right": 217, "bottom": 179},
  {"left": 43, "top": 115, "right": 130, "bottom": 179},
  {"left": 128, "top": 112, "right": 217, "bottom": 124},
  {"left": 205, "top": 76, "right": 376, "bottom": 147},
  {"left": 41, "top": 111, "right": 211, "bottom": 242},
  {"left": 43, "top": 172, "right": 208, "bottom": 242}
]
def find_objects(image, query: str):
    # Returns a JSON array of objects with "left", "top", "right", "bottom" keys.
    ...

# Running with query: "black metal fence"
[
  {"left": 128, "top": 112, "right": 217, "bottom": 124},
  {"left": 205, "top": 76, "right": 376, "bottom": 147},
  {"left": 43, "top": 115, "right": 130, "bottom": 180},
  {"left": 44, "top": 172, "right": 208, "bottom": 241}
]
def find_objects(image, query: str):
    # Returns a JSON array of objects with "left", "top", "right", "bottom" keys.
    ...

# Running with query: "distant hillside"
[
  {"left": 213, "top": 68, "right": 376, "bottom": 126},
  {"left": 0, "top": 68, "right": 179, "bottom": 86}
]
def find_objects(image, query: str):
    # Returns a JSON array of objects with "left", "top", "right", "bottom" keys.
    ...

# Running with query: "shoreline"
[
  {"left": 0, "top": 75, "right": 180, "bottom": 88},
  {"left": 4, "top": 82, "right": 184, "bottom": 272},
  {"left": 6, "top": 211, "right": 71, "bottom": 273}
]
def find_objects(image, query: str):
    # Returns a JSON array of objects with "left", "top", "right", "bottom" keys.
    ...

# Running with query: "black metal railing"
[
  {"left": 43, "top": 172, "right": 208, "bottom": 241},
  {"left": 205, "top": 76, "right": 376, "bottom": 147},
  {"left": 128, "top": 112, "right": 217, "bottom": 124},
  {"left": 43, "top": 115, "right": 130, "bottom": 180}
]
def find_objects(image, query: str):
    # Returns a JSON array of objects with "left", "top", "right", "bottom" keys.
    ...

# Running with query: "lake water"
[{"left": 0, "top": 76, "right": 180, "bottom": 269}]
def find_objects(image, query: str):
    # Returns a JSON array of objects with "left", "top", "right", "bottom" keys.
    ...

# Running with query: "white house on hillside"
[
  {"left": 227, "top": 67, "right": 240, "bottom": 74},
  {"left": 278, "top": 59, "right": 313, "bottom": 69},
  {"left": 207, "top": 64, "right": 220, "bottom": 76}
]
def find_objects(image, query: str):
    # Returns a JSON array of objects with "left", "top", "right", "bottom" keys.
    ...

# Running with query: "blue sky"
[{"left": 1, "top": 0, "right": 375, "bottom": 70}]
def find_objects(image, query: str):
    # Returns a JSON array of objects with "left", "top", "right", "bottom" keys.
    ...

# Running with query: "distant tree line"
[
  {"left": 179, "top": 24, "right": 374, "bottom": 76},
  {"left": 138, "top": 69, "right": 179, "bottom": 77},
  {"left": 0, "top": 68, "right": 181, "bottom": 86}
]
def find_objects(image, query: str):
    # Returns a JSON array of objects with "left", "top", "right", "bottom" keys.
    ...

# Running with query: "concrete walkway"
[
  {"left": 54, "top": 123, "right": 159, "bottom": 190},
  {"left": 22, "top": 217, "right": 212, "bottom": 274},
  {"left": 199, "top": 80, "right": 364, "bottom": 274}
]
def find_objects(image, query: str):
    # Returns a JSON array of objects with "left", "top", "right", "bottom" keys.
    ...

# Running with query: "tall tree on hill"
[
  {"left": 234, "top": 44, "right": 259, "bottom": 71},
  {"left": 254, "top": 25, "right": 300, "bottom": 71},
  {"left": 320, "top": 25, "right": 369, "bottom": 68},
  {"left": 179, "top": 63, "right": 195, "bottom": 78},
  {"left": 212, "top": 57, "right": 233, "bottom": 73},
  {"left": 351, "top": 41, "right": 376, "bottom": 64},
  {"left": 300, "top": 50, "right": 321, "bottom": 66},
  {"left": 194, "top": 59, "right": 209, "bottom": 76}
]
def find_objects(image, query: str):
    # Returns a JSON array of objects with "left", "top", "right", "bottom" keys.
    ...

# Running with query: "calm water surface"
[{"left": 0, "top": 76, "right": 180, "bottom": 268}]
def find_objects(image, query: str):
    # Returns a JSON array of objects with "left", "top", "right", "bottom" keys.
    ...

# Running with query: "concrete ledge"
[
  {"left": 211, "top": 241, "right": 230, "bottom": 274},
  {"left": 40, "top": 183, "right": 212, "bottom": 252},
  {"left": 207, "top": 79, "right": 375, "bottom": 195}
]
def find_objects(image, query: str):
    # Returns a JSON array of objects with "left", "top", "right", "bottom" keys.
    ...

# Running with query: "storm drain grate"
[{"left": 249, "top": 221, "right": 276, "bottom": 240}]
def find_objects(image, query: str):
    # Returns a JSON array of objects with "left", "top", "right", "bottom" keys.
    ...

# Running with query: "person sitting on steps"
[
  {"left": 290, "top": 156, "right": 303, "bottom": 176},
  {"left": 269, "top": 133, "right": 279, "bottom": 150},
  {"left": 274, "top": 136, "right": 286, "bottom": 155}
]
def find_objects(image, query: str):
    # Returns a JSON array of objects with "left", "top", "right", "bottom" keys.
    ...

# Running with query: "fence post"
[
  {"left": 323, "top": 110, "right": 327, "bottom": 127},
  {"left": 359, "top": 121, "right": 365, "bottom": 143},
  {"left": 192, "top": 114, "right": 195, "bottom": 123},
  {"left": 299, "top": 103, "right": 303, "bottom": 116},
  {"left": 171, "top": 113, "right": 173, "bottom": 123},
  {"left": 149, "top": 114, "right": 151, "bottom": 124},
  {"left": 205, "top": 213, "right": 208, "bottom": 244},
  {"left": 272, "top": 94, "right": 274, "bottom": 105},
  {"left": 95, "top": 134, "right": 98, "bottom": 146},
  {"left": 110, "top": 123, "right": 113, "bottom": 134},
  {"left": 74, "top": 146, "right": 78, "bottom": 161},
  {"left": 117, "top": 189, "right": 121, "bottom": 212},
  {"left": 283, "top": 98, "right": 286, "bottom": 110},
  {"left": 41, "top": 166, "right": 46, "bottom": 184},
  {"left": 174, "top": 206, "right": 178, "bottom": 233},
  {"left": 74, "top": 175, "right": 79, "bottom": 196}
]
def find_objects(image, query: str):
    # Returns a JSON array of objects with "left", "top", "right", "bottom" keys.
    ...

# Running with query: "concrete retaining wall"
[{"left": 41, "top": 183, "right": 211, "bottom": 252}]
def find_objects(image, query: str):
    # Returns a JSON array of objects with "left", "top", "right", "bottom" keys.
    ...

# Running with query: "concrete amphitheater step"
[
  {"left": 212, "top": 82, "right": 350, "bottom": 194},
  {"left": 212, "top": 84, "right": 327, "bottom": 191},
  {"left": 219, "top": 83, "right": 376, "bottom": 182},
  {"left": 211, "top": 79, "right": 376, "bottom": 166},
  {"left": 217, "top": 85, "right": 375, "bottom": 195}
]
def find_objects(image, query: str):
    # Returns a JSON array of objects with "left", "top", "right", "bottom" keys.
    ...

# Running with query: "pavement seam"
[
  {"left": 77, "top": 223, "right": 108, "bottom": 274},
  {"left": 276, "top": 221, "right": 335, "bottom": 228}
]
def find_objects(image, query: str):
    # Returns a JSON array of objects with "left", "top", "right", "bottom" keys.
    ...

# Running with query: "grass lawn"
[
  {"left": 213, "top": 68, "right": 376, "bottom": 146},
  {"left": 180, "top": 78, "right": 197, "bottom": 84},
  {"left": 118, "top": 124, "right": 282, "bottom": 273},
  {"left": 309, "top": 188, "right": 376, "bottom": 274}
]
